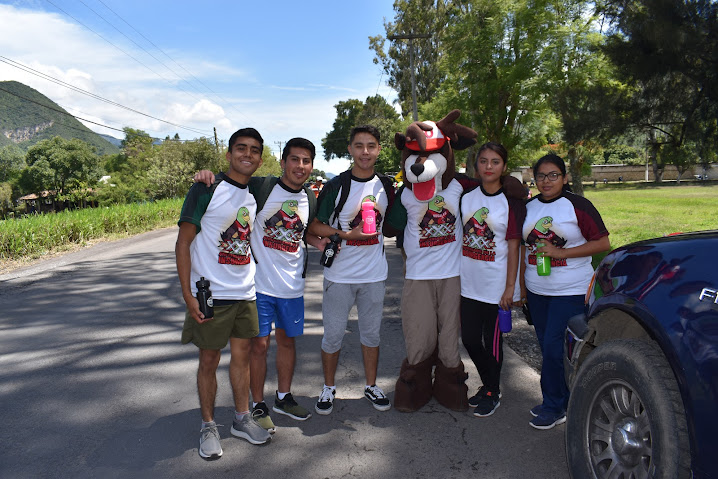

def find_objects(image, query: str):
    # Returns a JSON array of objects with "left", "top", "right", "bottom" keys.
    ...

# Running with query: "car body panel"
[{"left": 565, "top": 230, "right": 718, "bottom": 478}]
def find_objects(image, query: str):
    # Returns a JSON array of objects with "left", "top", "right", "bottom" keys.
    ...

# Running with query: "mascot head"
[
  {"left": 236, "top": 207, "right": 250, "bottom": 227},
  {"left": 536, "top": 216, "right": 553, "bottom": 234},
  {"left": 395, "top": 110, "right": 477, "bottom": 202},
  {"left": 474, "top": 207, "right": 489, "bottom": 224},
  {"left": 281, "top": 199, "right": 299, "bottom": 216}
]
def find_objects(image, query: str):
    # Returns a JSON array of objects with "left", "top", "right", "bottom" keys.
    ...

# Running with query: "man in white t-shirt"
[
  {"left": 177, "top": 127, "right": 270, "bottom": 460},
  {"left": 308, "top": 125, "right": 393, "bottom": 415},
  {"left": 194, "top": 138, "right": 324, "bottom": 434}
]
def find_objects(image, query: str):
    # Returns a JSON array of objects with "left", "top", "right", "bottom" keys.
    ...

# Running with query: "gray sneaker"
[
  {"left": 230, "top": 412, "right": 272, "bottom": 445},
  {"left": 199, "top": 422, "right": 223, "bottom": 460}
]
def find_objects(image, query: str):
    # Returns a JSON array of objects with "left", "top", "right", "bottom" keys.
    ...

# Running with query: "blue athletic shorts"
[{"left": 256, "top": 293, "right": 304, "bottom": 338}]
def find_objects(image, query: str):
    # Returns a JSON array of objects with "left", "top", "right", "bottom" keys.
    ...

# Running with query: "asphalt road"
[{"left": 0, "top": 228, "right": 569, "bottom": 479}]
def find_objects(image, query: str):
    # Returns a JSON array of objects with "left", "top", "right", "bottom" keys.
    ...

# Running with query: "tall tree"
[
  {"left": 0, "top": 144, "right": 25, "bottom": 183},
  {"left": 322, "top": 95, "right": 403, "bottom": 173},
  {"left": 254, "top": 146, "right": 282, "bottom": 177},
  {"left": 146, "top": 137, "right": 219, "bottom": 200},
  {"left": 19, "top": 136, "right": 103, "bottom": 200},
  {"left": 429, "top": 0, "right": 557, "bottom": 156},
  {"left": 322, "top": 99, "right": 364, "bottom": 160},
  {"left": 369, "top": 0, "right": 450, "bottom": 118},
  {"left": 597, "top": 0, "right": 718, "bottom": 182},
  {"left": 120, "top": 127, "right": 154, "bottom": 156},
  {"left": 545, "top": 0, "right": 620, "bottom": 195}
]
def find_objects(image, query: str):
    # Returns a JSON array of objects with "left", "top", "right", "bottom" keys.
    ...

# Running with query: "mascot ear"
[
  {"left": 395, "top": 132, "right": 406, "bottom": 150},
  {"left": 452, "top": 136, "right": 478, "bottom": 151}
]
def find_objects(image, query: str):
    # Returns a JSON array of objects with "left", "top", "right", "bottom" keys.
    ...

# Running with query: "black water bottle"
[
  {"left": 320, "top": 233, "right": 341, "bottom": 267},
  {"left": 196, "top": 277, "right": 214, "bottom": 318}
]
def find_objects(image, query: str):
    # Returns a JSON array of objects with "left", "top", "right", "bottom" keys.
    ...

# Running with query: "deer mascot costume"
[{"left": 386, "top": 110, "right": 479, "bottom": 412}]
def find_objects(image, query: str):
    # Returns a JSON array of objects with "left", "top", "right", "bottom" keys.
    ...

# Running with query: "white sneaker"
[
  {"left": 315, "top": 386, "right": 336, "bottom": 415},
  {"left": 364, "top": 385, "right": 391, "bottom": 411}
]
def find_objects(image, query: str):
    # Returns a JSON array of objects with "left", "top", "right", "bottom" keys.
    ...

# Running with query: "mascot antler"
[{"left": 435, "top": 110, "right": 477, "bottom": 151}]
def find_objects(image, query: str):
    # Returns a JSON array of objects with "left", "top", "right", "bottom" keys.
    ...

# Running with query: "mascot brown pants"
[{"left": 394, "top": 276, "right": 469, "bottom": 412}]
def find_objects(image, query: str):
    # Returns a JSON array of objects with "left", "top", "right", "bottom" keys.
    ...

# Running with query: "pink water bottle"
[{"left": 361, "top": 201, "right": 376, "bottom": 234}]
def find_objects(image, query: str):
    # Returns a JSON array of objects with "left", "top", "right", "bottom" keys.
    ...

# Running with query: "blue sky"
[{"left": 0, "top": 0, "right": 398, "bottom": 174}]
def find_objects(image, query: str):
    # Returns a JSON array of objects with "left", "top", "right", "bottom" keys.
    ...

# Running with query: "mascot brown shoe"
[
  {"left": 432, "top": 360, "right": 469, "bottom": 412},
  {"left": 394, "top": 356, "right": 435, "bottom": 412}
]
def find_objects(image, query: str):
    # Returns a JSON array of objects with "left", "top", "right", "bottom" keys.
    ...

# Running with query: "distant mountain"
[
  {"left": 0, "top": 80, "right": 120, "bottom": 156},
  {"left": 99, "top": 133, "right": 123, "bottom": 147}
]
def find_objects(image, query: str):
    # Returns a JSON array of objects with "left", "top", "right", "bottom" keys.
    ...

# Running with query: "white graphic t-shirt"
[
  {"left": 318, "top": 174, "right": 389, "bottom": 284},
  {"left": 179, "top": 173, "right": 257, "bottom": 301},
  {"left": 523, "top": 192, "right": 608, "bottom": 296},
  {"left": 252, "top": 181, "right": 310, "bottom": 299},
  {"left": 397, "top": 178, "right": 463, "bottom": 280},
  {"left": 460, "top": 186, "right": 521, "bottom": 303}
]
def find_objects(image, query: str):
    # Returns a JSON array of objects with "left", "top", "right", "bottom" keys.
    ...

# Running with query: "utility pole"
[
  {"left": 387, "top": 33, "right": 431, "bottom": 121},
  {"left": 274, "top": 140, "right": 284, "bottom": 159},
  {"left": 213, "top": 127, "right": 220, "bottom": 155}
]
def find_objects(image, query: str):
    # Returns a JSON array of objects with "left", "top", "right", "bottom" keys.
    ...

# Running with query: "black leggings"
[{"left": 460, "top": 296, "right": 503, "bottom": 392}]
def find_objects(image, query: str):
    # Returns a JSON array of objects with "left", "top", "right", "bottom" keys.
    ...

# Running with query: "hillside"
[{"left": 0, "top": 81, "right": 120, "bottom": 156}]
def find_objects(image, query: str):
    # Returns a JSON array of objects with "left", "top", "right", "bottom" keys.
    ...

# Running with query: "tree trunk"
[
  {"left": 647, "top": 131, "right": 663, "bottom": 183},
  {"left": 567, "top": 146, "right": 585, "bottom": 196}
]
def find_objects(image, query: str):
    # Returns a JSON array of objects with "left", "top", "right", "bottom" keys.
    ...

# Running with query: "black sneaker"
[
  {"left": 468, "top": 386, "right": 502, "bottom": 408},
  {"left": 273, "top": 392, "right": 311, "bottom": 420},
  {"left": 364, "top": 385, "right": 391, "bottom": 411},
  {"left": 473, "top": 391, "right": 500, "bottom": 417},
  {"left": 315, "top": 386, "right": 336, "bottom": 415},
  {"left": 252, "top": 401, "right": 276, "bottom": 434}
]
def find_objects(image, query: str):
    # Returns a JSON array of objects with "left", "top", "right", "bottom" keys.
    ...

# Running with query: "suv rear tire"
[{"left": 566, "top": 339, "right": 690, "bottom": 479}]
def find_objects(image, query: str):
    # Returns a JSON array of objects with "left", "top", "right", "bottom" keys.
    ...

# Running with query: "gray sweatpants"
[{"left": 320, "top": 279, "right": 386, "bottom": 353}]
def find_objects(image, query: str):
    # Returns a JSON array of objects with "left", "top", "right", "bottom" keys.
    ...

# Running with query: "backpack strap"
[
  {"left": 301, "top": 185, "right": 317, "bottom": 278},
  {"left": 329, "top": 169, "right": 353, "bottom": 228},
  {"left": 303, "top": 185, "right": 317, "bottom": 226},
  {"left": 248, "top": 176, "right": 279, "bottom": 265},
  {"left": 376, "top": 172, "right": 396, "bottom": 215},
  {"left": 249, "top": 176, "right": 279, "bottom": 214}
]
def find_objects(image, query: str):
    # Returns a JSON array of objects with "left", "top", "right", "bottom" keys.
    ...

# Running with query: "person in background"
[
  {"left": 311, "top": 176, "right": 324, "bottom": 197},
  {"left": 519, "top": 153, "right": 610, "bottom": 430}
]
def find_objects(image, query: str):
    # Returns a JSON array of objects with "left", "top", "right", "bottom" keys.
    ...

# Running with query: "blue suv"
[{"left": 564, "top": 230, "right": 718, "bottom": 479}]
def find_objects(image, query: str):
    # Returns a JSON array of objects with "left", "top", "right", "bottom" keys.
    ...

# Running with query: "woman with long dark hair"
[
  {"left": 460, "top": 142, "right": 525, "bottom": 417},
  {"left": 520, "top": 154, "right": 610, "bottom": 429}
]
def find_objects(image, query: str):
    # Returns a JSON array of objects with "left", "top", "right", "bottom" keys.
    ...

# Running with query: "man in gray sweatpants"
[{"left": 307, "top": 125, "right": 392, "bottom": 415}]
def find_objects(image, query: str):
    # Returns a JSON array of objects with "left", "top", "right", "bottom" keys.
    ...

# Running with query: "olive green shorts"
[{"left": 181, "top": 300, "right": 259, "bottom": 350}]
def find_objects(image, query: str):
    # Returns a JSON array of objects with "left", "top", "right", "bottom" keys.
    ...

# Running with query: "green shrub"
[{"left": 0, "top": 199, "right": 181, "bottom": 261}]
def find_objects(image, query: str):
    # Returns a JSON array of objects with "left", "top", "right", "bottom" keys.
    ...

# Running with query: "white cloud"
[{"left": 0, "top": 2, "right": 396, "bottom": 174}]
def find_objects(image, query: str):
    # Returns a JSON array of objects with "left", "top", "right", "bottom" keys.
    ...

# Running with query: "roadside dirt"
[{"left": 504, "top": 309, "right": 542, "bottom": 372}]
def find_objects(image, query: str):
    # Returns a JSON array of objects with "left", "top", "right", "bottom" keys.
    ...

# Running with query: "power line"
[
  {"left": 0, "top": 99, "right": 122, "bottom": 141},
  {"left": 36, "top": 1, "right": 215, "bottom": 136},
  {"left": 0, "top": 87, "right": 197, "bottom": 144},
  {"left": 93, "top": 0, "right": 255, "bottom": 125},
  {"left": 0, "top": 56, "right": 210, "bottom": 136},
  {"left": 70, "top": 0, "right": 212, "bottom": 109},
  {"left": 0, "top": 86, "right": 125, "bottom": 133}
]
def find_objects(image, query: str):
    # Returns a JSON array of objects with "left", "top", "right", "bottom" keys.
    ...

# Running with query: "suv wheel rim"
[{"left": 586, "top": 379, "right": 652, "bottom": 477}]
